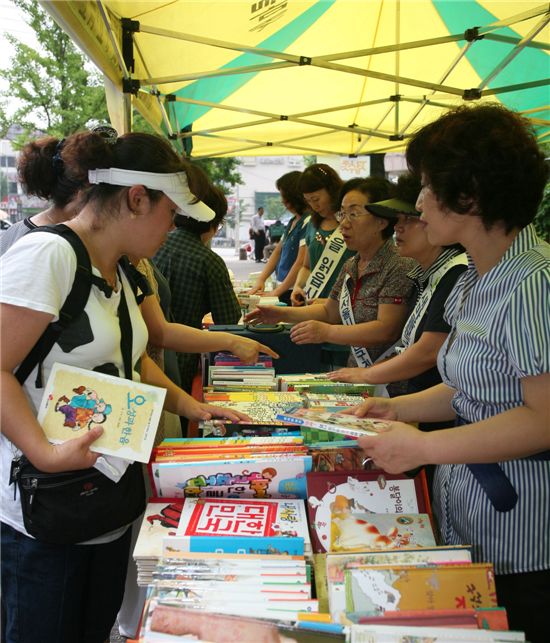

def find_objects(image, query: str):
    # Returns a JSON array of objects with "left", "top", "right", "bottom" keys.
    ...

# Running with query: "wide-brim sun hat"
[
  {"left": 365, "top": 198, "right": 420, "bottom": 220},
  {"left": 88, "top": 168, "right": 215, "bottom": 222}
]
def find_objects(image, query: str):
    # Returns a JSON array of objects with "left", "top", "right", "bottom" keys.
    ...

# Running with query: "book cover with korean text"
[
  {"left": 306, "top": 470, "right": 430, "bottom": 553},
  {"left": 37, "top": 362, "right": 166, "bottom": 463}
]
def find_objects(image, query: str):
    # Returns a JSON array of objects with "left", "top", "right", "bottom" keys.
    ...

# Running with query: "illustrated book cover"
[
  {"left": 37, "top": 362, "right": 166, "bottom": 462},
  {"left": 306, "top": 470, "right": 431, "bottom": 553},
  {"left": 276, "top": 406, "right": 388, "bottom": 439},
  {"left": 150, "top": 454, "right": 312, "bottom": 499},
  {"left": 345, "top": 563, "right": 498, "bottom": 617}
]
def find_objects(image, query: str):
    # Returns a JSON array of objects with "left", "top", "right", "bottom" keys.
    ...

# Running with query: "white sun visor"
[{"left": 88, "top": 168, "right": 215, "bottom": 222}]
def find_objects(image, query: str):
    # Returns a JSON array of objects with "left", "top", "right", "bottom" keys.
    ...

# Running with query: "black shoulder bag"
[{"left": 9, "top": 225, "right": 146, "bottom": 544}]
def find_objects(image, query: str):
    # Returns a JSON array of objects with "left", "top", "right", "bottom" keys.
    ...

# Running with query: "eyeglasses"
[
  {"left": 335, "top": 207, "right": 371, "bottom": 223},
  {"left": 396, "top": 214, "right": 421, "bottom": 226}
]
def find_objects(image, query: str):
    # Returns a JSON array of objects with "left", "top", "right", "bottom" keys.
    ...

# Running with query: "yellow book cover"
[{"left": 37, "top": 362, "right": 166, "bottom": 463}]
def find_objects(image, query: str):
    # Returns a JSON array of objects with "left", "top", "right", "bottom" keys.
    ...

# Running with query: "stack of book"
[
  {"left": 208, "top": 364, "right": 278, "bottom": 391},
  {"left": 212, "top": 351, "right": 274, "bottom": 368},
  {"left": 199, "top": 390, "right": 367, "bottom": 440},
  {"left": 148, "top": 435, "right": 312, "bottom": 499},
  {"left": 277, "top": 373, "right": 374, "bottom": 396}
]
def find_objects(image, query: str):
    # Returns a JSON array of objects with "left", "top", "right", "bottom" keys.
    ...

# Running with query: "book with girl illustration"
[{"left": 37, "top": 362, "right": 166, "bottom": 463}]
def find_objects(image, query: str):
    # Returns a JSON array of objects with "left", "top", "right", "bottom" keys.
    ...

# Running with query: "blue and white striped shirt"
[{"left": 434, "top": 224, "right": 550, "bottom": 574}]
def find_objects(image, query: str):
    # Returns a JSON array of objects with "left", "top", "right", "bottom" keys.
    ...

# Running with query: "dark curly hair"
[
  {"left": 298, "top": 163, "right": 343, "bottom": 228},
  {"left": 175, "top": 181, "right": 227, "bottom": 235},
  {"left": 406, "top": 104, "right": 548, "bottom": 232},
  {"left": 275, "top": 171, "right": 307, "bottom": 216},
  {"left": 17, "top": 135, "right": 88, "bottom": 208},
  {"left": 339, "top": 176, "right": 395, "bottom": 239}
]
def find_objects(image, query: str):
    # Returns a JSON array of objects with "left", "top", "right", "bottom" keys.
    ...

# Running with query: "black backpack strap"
[
  {"left": 118, "top": 256, "right": 153, "bottom": 305},
  {"left": 14, "top": 224, "right": 92, "bottom": 386}
]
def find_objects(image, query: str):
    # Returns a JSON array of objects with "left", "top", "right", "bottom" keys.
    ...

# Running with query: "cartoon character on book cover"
[
  {"left": 38, "top": 363, "right": 165, "bottom": 462},
  {"left": 55, "top": 385, "right": 113, "bottom": 431},
  {"left": 330, "top": 497, "right": 435, "bottom": 552},
  {"left": 306, "top": 472, "right": 428, "bottom": 553}
]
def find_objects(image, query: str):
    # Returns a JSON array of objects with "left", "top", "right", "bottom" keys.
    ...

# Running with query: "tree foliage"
[
  {"left": 192, "top": 157, "right": 243, "bottom": 194},
  {"left": 1, "top": 0, "right": 108, "bottom": 141}
]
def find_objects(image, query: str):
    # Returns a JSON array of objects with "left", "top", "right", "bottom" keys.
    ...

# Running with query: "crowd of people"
[{"left": 0, "top": 103, "right": 548, "bottom": 643}]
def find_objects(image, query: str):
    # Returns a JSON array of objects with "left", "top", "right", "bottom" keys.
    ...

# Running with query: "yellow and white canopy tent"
[{"left": 40, "top": 0, "right": 549, "bottom": 158}]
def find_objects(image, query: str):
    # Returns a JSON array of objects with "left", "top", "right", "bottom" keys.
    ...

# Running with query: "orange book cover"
[{"left": 345, "top": 563, "right": 497, "bottom": 616}]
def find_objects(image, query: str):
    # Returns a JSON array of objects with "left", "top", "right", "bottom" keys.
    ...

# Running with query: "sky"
[{"left": 0, "top": 0, "right": 39, "bottom": 115}]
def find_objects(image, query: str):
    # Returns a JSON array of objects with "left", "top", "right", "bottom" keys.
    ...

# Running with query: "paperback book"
[
  {"left": 345, "top": 563, "right": 498, "bottom": 617},
  {"left": 306, "top": 470, "right": 431, "bottom": 553},
  {"left": 37, "top": 362, "right": 166, "bottom": 462},
  {"left": 276, "top": 406, "right": 388, "bottom": 439},
  {"left": 170, "top": 497, "right": 312, "bottom": 555},
  {"left": 150, "top": 453, "right": 312, "bottom": 499}
]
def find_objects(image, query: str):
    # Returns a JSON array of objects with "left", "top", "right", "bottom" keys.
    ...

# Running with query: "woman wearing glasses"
[
  {"left": 328, "top": 173, "right": 467, "bottom": 418},
  {"left": 290, "top": 164, "right": 355, "bottom": 306},
  {"left": 245, "top": 178, "right": 416, "bottom": 390}
]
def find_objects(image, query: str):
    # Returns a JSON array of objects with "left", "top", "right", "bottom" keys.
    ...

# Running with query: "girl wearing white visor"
[{"left": 0, "top": 131, "right": 250, "bottom": 643}]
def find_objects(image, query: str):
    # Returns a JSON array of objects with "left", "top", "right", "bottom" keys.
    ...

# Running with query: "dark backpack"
[{"left": 14, "top": 223, "right": 151, "bottom": 387}]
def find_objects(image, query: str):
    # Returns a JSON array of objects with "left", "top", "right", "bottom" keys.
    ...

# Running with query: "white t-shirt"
[{"left": 0, "top": 231, "right": 148, "bottom": 538}]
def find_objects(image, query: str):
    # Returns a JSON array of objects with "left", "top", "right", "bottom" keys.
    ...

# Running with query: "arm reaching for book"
[
  {"left": 248, "top": 242, "right": 282, "bottom": 294},
  {"left": 140, "top": 354, "right": 251, "bottom": 423},
  {"left": 140, "top": 294, "right": 278, "bottom": 363}
]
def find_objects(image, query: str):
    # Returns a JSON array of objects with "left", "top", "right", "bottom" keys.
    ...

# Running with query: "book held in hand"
[
  {"left": 37, "top": 362, "right": 166, "bottom": 463},
  {"left": 276, "top": 406, "right": 388, "bottom": 439}
]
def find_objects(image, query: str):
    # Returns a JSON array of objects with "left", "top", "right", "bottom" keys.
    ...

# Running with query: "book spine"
[
  {"left": 163, "top": 535, "right": 305, "bottom": 556},
  {"left": 275, "top": 413, "right": 365, "bottom": 439}
]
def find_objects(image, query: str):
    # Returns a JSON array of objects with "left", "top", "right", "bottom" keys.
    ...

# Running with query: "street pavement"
[{"left": 213, "top": 246, "right": 268, "bottom": 285}]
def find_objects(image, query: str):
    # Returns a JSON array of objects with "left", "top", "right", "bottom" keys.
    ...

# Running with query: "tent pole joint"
[
  {"left": 122, "top": 78, "right": 140, "bottom": 95},
  {"left": 280, "top": 115, "right": 288, "bottom": 120},
  {"left": 299, "top": 56, "right": 312, "bottom": 66},
  {"left": 165, "top": 94, "right": 177, "bottom": 102},
  {"left": 390, "top": 95, "right": 402, "bottom": 102},
  {"left": 464, "top": 27, "right": 484, "bottom": 42},
  {"left": 389, "top": 134, "right": 404, "bottom": 141},
  {"left": 121, "top": 18, "right": 140, "bottom": 73},
  {"left": 463, "top": 88, "right": 482, "bottom": 100}
]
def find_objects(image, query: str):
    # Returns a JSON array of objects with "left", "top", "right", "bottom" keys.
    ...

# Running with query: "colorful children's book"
[
  {"left": 306, "top": 470, "right": 431, "bottom": 553},
  {"left": 345, "top": 563, "right": 498, "bottom": 616},
  {"left": 309, "top": 444, "right": 364, "bottom": 471},
  {"left": 150, "top": 454, "right": 312, "bottom": 499},
  {"left": 325, "top": 546, "right": 473, "bottom": 623},
  {"left": 37, "top": 362, "right": 166, "bottom": 462},
  {"left": 163, "top": 534, "right": 306, "bottom": 556},
  {"left": 331, "top": 512, "right": 436, "bottom": 553},
  {"left": 173, "top": 497, "right": 311, "bottom": 554},
  {"left": 276, "top": 406, "right": 387, "bottom": 439}
]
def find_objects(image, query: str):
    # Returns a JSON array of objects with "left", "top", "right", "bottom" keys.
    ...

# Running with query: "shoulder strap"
[
  {"left": 14, "top": 224, "right": 92, "bottom": 386},
  {"left": 118, "top": 255, "right": 153, "bottom": 305}
]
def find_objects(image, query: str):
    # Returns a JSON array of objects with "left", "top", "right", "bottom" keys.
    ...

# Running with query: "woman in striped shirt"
[{"left": 351, "top": 104, "right": 549, "bottom": 643}]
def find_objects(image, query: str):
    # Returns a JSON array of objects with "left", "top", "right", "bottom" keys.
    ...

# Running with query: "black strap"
[
  {"left": 118, "top": 256, "right": 153, "bottom": 305},
  {"left": 14, "top": 225, "right": 92, "bottom": 386},
  {"left": 117, "top": 281, "right": 134, "bottom": 380}
]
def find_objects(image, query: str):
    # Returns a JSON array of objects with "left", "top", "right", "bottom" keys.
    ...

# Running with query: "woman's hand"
[
  {"left": 229, "top": 336, "right": 279, "bottom": 364},
  {"left": 342, "top": 396, "right": 399, "bottom": 420},
  {"left": 243, "top": 305, "right": 283, "bottom": 325},
  {"left": 184, "top": 401, "right": 252, "bottom": 424},
  {"left": 41, "top": 427, "right": 103, "bottom": 472},
  {"left": 290, "top": 320, "right": 330, "bottom": 344},
  {"left": 327, "top": 367, "right": 370, "bottom": 383},
  {"left": 290, "top": 286, "right": 306, "bottom": 307},
  {"left": 357, "top": 421, "right": 428, "bottom": 474},
  {"left": 247, "top": 281, "right": 265, "bottom": 295}
]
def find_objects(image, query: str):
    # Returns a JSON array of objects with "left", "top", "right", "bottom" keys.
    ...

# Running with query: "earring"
[{"left": 129, "top": 210, "right": 137, "bottom": 220}]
